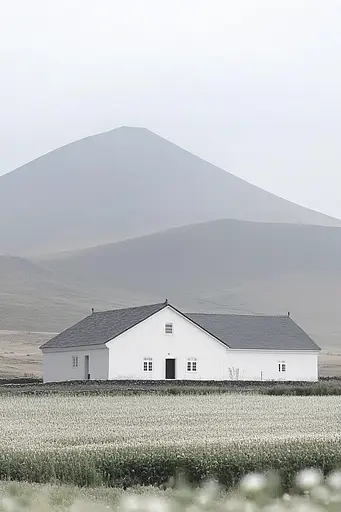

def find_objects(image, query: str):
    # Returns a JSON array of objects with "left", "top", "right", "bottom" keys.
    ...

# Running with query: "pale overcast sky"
[{"left": 1, "top": 0, "right": 341, "bottom": 218}]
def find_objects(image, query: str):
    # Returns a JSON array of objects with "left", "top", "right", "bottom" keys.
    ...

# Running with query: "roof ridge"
[
  {"left": 93, "top": 302, "right": 166, "bottom": 314},
  {"left": 186, "top": 312, "right": 289, "bottom": 318}
]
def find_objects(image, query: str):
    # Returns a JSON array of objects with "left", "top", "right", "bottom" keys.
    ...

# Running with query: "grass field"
[
  {"left": 2, "top": 470, "right": 341, "bottom": 512},
  {"left": 2, "top": 378, "right": 341, "bottom": 396},
  {"left": 0, "top": 394, "right": 340, "bottom": 489},
  {"left": 1, "top": 394, "right": 340, "bottom": 449},
  {"left": 0, "top": 480, "right": 174, "bottom": 509}
]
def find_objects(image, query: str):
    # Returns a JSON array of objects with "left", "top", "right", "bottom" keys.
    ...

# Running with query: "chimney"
[
  {"left": 287, "top": 311, "right": 290, "bottom": 318},
  {"left": 91, "top": 308, "right": 95, "bottom": 314},
  {"left": 164, "top": 298, "right": 168, "bottom": 305}
]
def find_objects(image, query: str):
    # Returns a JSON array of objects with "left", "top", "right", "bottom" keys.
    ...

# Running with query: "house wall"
[
  {"left": 224, "top": 351, "right": 318, "bottom": 381},
  {"left": 42, "top": 346, "right": 109, "bottom": 382},
  {"left": 107, "top": 307, "right": 227, "bottom": 380},
  {"left": 106, "top": 307, "right": 318, "bottom": 381}
]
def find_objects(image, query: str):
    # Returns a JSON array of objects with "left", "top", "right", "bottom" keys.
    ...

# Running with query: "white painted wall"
[
  {"left": 42, "top": 346, "right": 109, "bottom": 382},
  {"left": 107, "top": 306, "right": 227, "bottom": 380},
  {"left": 106, "top": 307, "right": 319, "bottom": 381},
  {"left": 224, "top": 350, "right": 318, "bottom": 381}
]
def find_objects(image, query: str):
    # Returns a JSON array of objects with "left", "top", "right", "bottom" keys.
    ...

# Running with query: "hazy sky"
[{"left": 1, "top": 0, "right": 341, "bottom": 218}]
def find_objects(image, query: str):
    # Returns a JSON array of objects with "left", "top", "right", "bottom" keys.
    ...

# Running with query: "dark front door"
[{"left": 165, "top": 358, "right": 176, "bottom": 379}]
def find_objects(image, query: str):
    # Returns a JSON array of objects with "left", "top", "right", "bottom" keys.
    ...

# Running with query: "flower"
[
  {"left": 326, "top": 471, "right": 341, "bottom": 491},
  {"left": 295, "top": 469, "right": 323, "bottom": 491},
  {"left": 240, "top": 473, "right": 267, "bottom": 495}
]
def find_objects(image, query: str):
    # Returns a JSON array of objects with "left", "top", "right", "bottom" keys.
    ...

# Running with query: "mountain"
[
  {"left": 0, "top": 219, "right": 340, "bottom": 349},
  {"left": 0, "top": 126, "right": 339, "bottom": 255},
  {"left": 38, "top": 219, "right": 341, "bottom": 349},
  {"left": 1, "top": 126, "right": 340, "bottom": 350},
  {"left": 0, "top": 255, "right": 152, "bottom": 331}
]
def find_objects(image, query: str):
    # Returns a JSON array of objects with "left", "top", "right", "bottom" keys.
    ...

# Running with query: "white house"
[{"left": 40, "top": 301, "right": 320, "bottom": 382}]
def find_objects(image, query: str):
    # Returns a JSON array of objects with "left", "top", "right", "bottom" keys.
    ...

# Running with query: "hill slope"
[
  {"left": 0, "top": 255, "right": 152, "bottom": 331},
  {"left": 40, "top": 219, "right": 341, "bottom": 349},
  {"left": 0, "top": 127, "right": 339, "bottom": 255}
]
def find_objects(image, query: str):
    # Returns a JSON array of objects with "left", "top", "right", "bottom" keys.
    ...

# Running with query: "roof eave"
[{"left": 41, "top": 343, "right": 108, "bottom": 352}]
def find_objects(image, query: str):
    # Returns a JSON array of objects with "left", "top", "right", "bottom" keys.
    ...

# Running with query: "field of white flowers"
[
  {"left": 0, "top": 394, "right": 340, "bottom": 488},
  {"left": 1, "top": 469, "right": 341, "bottom": 512},
  {"left": 1, "top": 394, "right": 340, "bottom": 450}
]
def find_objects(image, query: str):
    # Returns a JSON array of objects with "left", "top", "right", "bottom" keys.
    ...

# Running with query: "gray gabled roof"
[
  {"left": 41, "top": 302, "right": 320, "bottom": 351},
  {"left": 41, "top": 302, "right": 166, "bottom": 349},
  {"left": 186, "top": 313, "right": 321, "bottom": 351}
]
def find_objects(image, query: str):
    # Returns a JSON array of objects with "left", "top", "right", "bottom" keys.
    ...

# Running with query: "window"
[
  {"left": 186, "top": 358, "right": 197, "bottom": 372},
  {"left": 72, "top": 356, "right": 79, "bottom": 368},
  {"left": 143, "top": 358, "right": 153, "bottom": 372},
  {"left": 278, "top": 361, "right": 286, "bottom": 372},
  {"left": 165, "top": 323, "right": 173, "bottom": 335}
]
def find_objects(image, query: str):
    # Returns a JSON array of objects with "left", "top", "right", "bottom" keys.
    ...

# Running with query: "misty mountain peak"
[{"left": 0, "top": 127, "right": 339, "bottom": 255}]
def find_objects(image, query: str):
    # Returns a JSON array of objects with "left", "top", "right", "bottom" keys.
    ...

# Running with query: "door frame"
[
  {"left": 165, "top": 358, "right": 176, "bottom": 379},
  {"left": 84, "top": 355, "right": 90, "bottom": 380}
]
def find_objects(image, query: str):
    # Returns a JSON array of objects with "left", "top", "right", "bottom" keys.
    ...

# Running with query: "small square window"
[
  {"left": 186, "top": 359, "right": 197, "bottom": 372},
  {"left": 281, "top": 363, "right": 286, "bottom": 372},
  {"left": 143, "top": 358, "right": 153, "bottom": 372},
  {"left": 72, "top": 356, "right": 79, "bottom": 368},
  {"left": 165, "top": 323, "right": 173, "bottom": 334}
]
